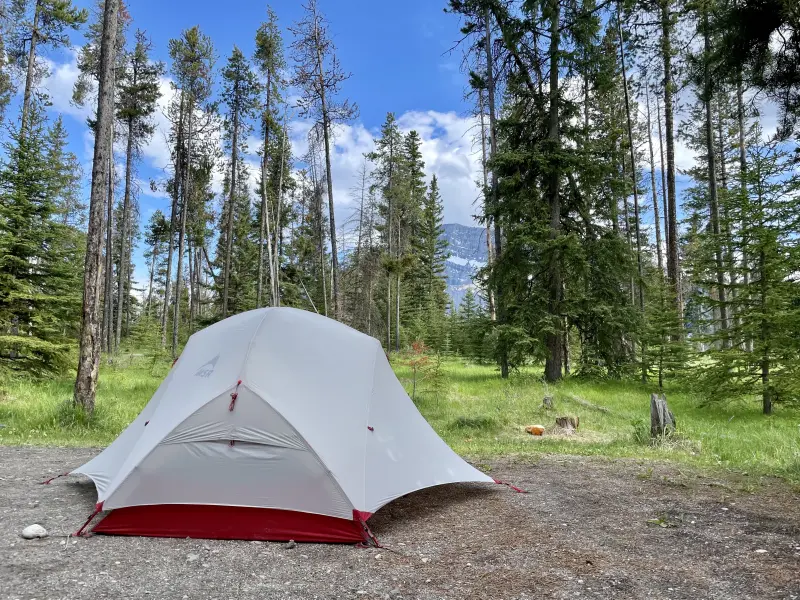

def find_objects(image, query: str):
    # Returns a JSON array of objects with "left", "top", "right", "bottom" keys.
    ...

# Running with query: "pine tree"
[
  {"left": 254, "top": 7, "right": 286, "bottom": 308},
  {"left": 8, "top": 0, "right": 88, "bottom": 135},
  {"left": 168, "top": 26, "right": 214, "bottom": 353},
  {"left": 219, "top": 45, "right": 259, "bottom": 318},
  {"left": 0, "top": 101, "right": 81, "bottom": 372},
  {"left": 291, "top": 0, "right": 358, "bottom": 319},
  {"left": 113, "top": 29, "right": 163, "bottom": 351},
  {"left": 413, "top": 174, "right": 449, "bottom": 350},
  {"left": 74, "top": 0, "right": 119, "bottom": 413}
]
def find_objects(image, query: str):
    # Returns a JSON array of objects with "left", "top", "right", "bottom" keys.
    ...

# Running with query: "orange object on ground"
[{"left": 525, "top": 425, "right": 545, "bottom": 436}]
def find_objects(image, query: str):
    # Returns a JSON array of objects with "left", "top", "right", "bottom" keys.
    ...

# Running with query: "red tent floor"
[{"left": 91, "top": 504, "right": 372, "bottom": 543}]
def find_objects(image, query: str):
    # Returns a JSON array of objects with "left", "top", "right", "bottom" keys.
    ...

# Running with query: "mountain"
[{"left": 439, "top": 223, "right": 488, "bottom": 308}]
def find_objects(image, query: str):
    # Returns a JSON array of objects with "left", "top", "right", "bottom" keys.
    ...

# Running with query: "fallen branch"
[{"left": 562, "top": 394, "right": 612, "bottom": 414}]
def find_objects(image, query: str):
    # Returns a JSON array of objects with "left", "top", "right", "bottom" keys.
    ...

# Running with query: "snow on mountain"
[{"left": 440, "top": 223, "right": 488, "bottom": 308}]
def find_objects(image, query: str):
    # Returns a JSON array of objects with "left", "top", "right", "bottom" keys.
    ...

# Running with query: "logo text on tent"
[{"left": 195, "top": 355, "right": 219, "bottom": 378}]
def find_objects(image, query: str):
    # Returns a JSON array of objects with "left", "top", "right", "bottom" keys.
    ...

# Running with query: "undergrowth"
[{"left": 0, "top": 351, "right": 798, "bottom": 482}]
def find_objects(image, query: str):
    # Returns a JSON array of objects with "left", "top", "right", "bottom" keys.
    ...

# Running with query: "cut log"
[
  {"left": 555, "top": 416, "right": 579, "bottom": 432},
  {"left": 542, "top": 395, "right": 554, "bottom": 410},
  {"left": 650, "top": 393, "right": 676, "bottom": 437}
]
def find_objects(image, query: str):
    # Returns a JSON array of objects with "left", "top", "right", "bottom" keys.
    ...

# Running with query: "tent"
[{"left": 70, "top": 307, "right": 492, "bottom": 543}]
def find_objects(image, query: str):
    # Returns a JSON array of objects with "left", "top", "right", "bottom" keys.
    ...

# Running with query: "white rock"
[
  {"left": 421, "top": 557, "right": 429, "bottom": 563},
  {"left": 21, "top": 524, "right": 48, "bottom": 539},
  {"left": 187, "top": 553, "right": 200, "bottom": 562},
  {"left": 754, "top": 549, "right": 768, "bottom": 554},
  {"left": 375, "top": 553, "right": 383, "bottom": 560}
]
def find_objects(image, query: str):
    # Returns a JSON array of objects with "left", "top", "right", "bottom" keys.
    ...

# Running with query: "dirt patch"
[{"left": 1, "top": 447, "right": 798, "bottom": 599}]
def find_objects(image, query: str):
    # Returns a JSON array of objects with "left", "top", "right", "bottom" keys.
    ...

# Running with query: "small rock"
[
  {"left": 21, "top": 524, "right": 48, "bottom": 539},
  {"left": 284, "top": 540, "right": 296, "bottom": 549},
  {"left": 421, "top": 557, "right": 429, "bottom": 563},
  {"left": 389, "top": 589, "right": 402, "bottom": 599},
  {"left": 754, "top": 549, "right": 767, "bottom": 554},
  {"left": 187, "top": 553, "right": 200, "bottom": 562},
  {"left": 375, "top": 553, "right": 383, "bottom": 560}
]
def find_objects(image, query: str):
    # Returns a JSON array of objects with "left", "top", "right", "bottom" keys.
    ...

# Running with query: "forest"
[{"left": 0, "top": 0, "right": 797, "bottom": 426}]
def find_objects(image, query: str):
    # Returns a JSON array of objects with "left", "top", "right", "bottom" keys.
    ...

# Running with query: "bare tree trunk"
[
  {"left": 273, "top": 118, "right": 288, "bottom": 306},
  {"left": 257, "top": 71, "right": 272, "bottom": 308},
  {"left": 736, "top": 70, "right": 752, "bottom": 352},
  {"left": 617, "top": 7, "right": 645, "bottom": 310},
  {"left": 186, "top": 239, "right": 193, "bottom": 328},
  {"left": 125, "top": 224, "right": 133, "bottom": 338},
  {"left": 103, "top": 145, "right": 114, "bottom": 353},
  {"left": 222, "top": 93, "right": 238, "bottom": 318},
  {"left": 544, "top": 0, "right": 563, "bottom": 384},
  {"left": 115, "top": 118, "right": 134, "bottom": 352},
  {"left": 617, "top": 6, "right": 646, "bottom": 380},
  {"left": 478, "top": 87, "right": 496, "bottom": 320},
  {"left": 74, "top": 0, "right": 119, "bottom": 413},
  {"left": 146, "top": 241, "right": 158, "bottom": 317},
  {"left": 173, "top": 104, "right": 193, "bottom": 355},
  {"left": 19, "top": 0, "right": 40, "bottom": 138},
  {"left": 161, "top": 91, "right": 184, "bottom": 348},
  {"left": 485, "top": 7, "right": 507, "bottom": 378},
  {"left": 646, "top": 87, "right": 664, "bottom": 274},
  {"left": 656, "top": 93, "right": 669, "bottom": 253},
  {"left": 661, "top": 0, "right": 681, "bottom": 316},
  {"left": 313, "top": 25, "right": 340, "bottom": 319},
  {"left": 703, "top": 13, "right": 728, "bottom": 347}
]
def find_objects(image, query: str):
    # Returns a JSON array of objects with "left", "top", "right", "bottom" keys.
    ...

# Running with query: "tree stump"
[
  {"left": 650, "top": 393, "right": 676, "bottom": 437},
  {"left": 542, "top": 395, "right": 554, "bottom": 410},
  {"left": 555, "top": 416, "right": 579, "bottom": 432}
]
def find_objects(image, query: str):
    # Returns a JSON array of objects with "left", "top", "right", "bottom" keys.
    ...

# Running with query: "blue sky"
[
  {"left": 31, "top": 0, "right": 488, "bottom": 286},
  {"left": 23, "top": 0, "right": 772, "bottom": 290}
]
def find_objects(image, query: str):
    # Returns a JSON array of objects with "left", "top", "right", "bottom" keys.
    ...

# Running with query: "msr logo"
[{"left": 195, "top": 355, "right": 219, "bottom": 378}]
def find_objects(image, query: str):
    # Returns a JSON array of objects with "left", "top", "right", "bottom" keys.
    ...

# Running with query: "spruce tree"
[{"left": 0, "top": 102, "right": 81, "bottom": 372}]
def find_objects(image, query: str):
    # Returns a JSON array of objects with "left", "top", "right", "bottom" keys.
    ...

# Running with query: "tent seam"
[
  {"left": 237, "top": 308, "right": 273, "bottom": 382},
  {"left": 101, "top": 386, "right": 237, "bottom": 507},
  {"left": 361, "top": 342, "right": 380, "bottom": 511},
  {"left": 242, "top": 379, "right": 356, "bottom": 518}
]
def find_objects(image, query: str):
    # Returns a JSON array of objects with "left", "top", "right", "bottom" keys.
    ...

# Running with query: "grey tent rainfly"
[{"left": 49, "top": 308, "right": 505, "bottom": 543}]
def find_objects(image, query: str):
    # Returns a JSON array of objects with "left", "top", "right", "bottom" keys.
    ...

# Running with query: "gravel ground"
[{"left": 1, "top": 446, "right": 799, "bottom": 600}]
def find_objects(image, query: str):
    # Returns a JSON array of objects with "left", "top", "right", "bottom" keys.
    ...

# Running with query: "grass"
[{"left": 0, "top": 352, "right": 798, "bottom": 482}]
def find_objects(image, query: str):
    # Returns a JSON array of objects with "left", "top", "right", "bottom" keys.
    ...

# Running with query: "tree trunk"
[
  {"left": 115, "top": 117, "right": 134, "bottom": 352},
  {"left": 74, "top": 0, "right": 119, "bottom": 413},
  {"left": 146, "top": 241, "right": 158, "bottom": 317},
  {"left": 646, "top": 88, "right": 665, "bottom": 275},
  {"left": 544, "top": 0, "right": 563, "bottom": 384},
  {"left": 650, "top": 393, "right": 676, "bottom": 437},
  {"left": 736, "top": 71, "right": 752, "bottom": 352},
  {"left": 257, "top": 71, "right": 272, "bottom": 308},
  {"left": 717, "top": 98, "right": 738, "bottom": 332},
  {"left": 661, "top": 0, "right": 681, "bottom": 314},
  {"left": 314, "top": 29, "right": 340, "bottom": 319},
  {"left": 103, "top": 144, "right": 114, "bottom": 353},
  {"left": 273, "top": 114, "right": 289, "bottom": 306},
  {"left": 173, "top": 103, "right": 193, "bottom": 356},
  {"left": 20, "top": 0, "right": 41, "bottom": 138},
  {"left": 703, "top": 13, "right": 728, "bottom": 347},
  {"left": 125, "top": 224, "right": 133, "bottom": 338},
  {"left": 478, "top": 88, "right": 496, "bottom": 320},
  {"left": 656, "top": 93, "right": 669, "bottom": 254},
  {"left": 617, "top": 7, "right": 645, "bottom": 314},
  {"left": 161, "top": 91, "right": 185, "bottom": 348},
  {"left": 222, "top": 88, "right": 239, "bottom": 318},
  {"left": 485, "top": 8, "right": 507, "bottom": 378}
]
